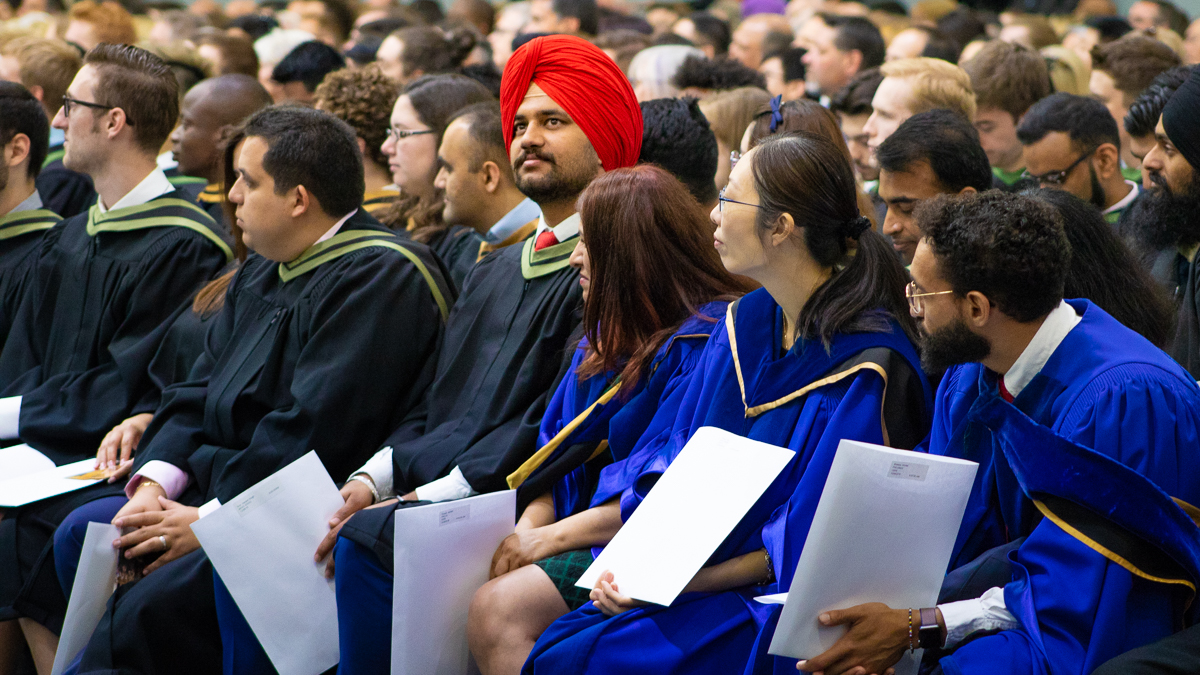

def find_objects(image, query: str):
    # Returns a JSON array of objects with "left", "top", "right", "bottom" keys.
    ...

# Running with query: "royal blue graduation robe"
[
  {"left": 511, "top": 301, "right": 729, "bottom": 519},
  {"left": 938, "top": 396, "right": 1200, "bottom": 675},
  {"left": 523, "top": 288, "right": 932, "bottom": 675},
  {"left": 930, "top": 300, "right": 1200, "bottom": 575}
]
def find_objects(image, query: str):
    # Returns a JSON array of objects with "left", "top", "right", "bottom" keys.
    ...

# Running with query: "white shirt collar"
[
  {"left": 487, "top": 198, "right": 542, "bottom": 243},
  {"left": 9, "top": 190, "right": 43, "bottom": 215},
  {"left": 1102, "top": 180, "right": 1139, "bottom": 215},
  {"left": 1002, "top": 300, "right": 1082, "bottom": 398},
  {"left": 97, "top": 168, "right": 174, "bottom": 214},
  {"left": 315, "top": 209, "right": 357, "bottom": 244},
  {"left": 535, "top": 211, "right": 581, "bottom": 243}
]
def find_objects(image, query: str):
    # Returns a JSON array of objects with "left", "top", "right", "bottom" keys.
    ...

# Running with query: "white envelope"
[
  {"left": 392, "top": 490, "right": 517, "bottom": 675},
  {"left": 0, "top": 458, "right": 103, "bottom": 507},
  {"left": 767, "top": 440, "right": 978, "bottom": 675},
  {"left": 190, "top": 451, "right": 343, "bottom": 675},
  {"left": 51, "top": 522, "right": 120, "bottom": 675},
  {"left": 575, "top": 426, "right": 795, "bottom": 607},
  {"left": 0, "top": 443, "right": 55, "bottom": 479}
]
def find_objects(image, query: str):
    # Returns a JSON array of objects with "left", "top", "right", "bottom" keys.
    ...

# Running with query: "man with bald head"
[
  {"left": 168, "top": 74, "right": 273, "bottom": 230},
  {"left": 730, "top": 13, "right": 793, "bottom": 69},
  {"left": 320, "top": 34, "right": 644, "bottom": 674}
]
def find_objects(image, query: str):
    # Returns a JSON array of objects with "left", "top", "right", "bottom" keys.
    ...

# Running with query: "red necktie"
[
  {"left": 534, "top": 230, "right": 559, "bottom": 251},
  {"left": 999, "top": 379, "right": 1014, "bottom": 403}
]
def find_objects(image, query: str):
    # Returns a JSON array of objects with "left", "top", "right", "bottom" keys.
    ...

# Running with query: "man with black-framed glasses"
[
  {"left": 0, "top": 44, "right": 230, "bottom": 674},
  {"left": 1017, "top": 93, "right": 1139, "bottom": 224}
]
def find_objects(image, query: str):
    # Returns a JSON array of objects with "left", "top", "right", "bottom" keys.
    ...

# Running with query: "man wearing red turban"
[{"left": 322, "top": 38, "right": 642, "bottom": 675}]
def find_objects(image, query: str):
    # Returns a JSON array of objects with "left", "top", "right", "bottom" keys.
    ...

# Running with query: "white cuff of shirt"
[
  {"left": 197, "top": 498, "right": 222, "bottom": 519},
  {"left": 354, "top": 446, "right": 396, "bottom": 500},
  {"left": 0, "top": 396, "right": 21, "bottom": 440},
  {"left": 126, "top": 460, "right": 190, "bottom": 500},
  {"left": 413, "top": 466, "right": 478, "bottom": 503},
  {"left": 939, "top": 586, "right": 1021, "bottom": 650}
]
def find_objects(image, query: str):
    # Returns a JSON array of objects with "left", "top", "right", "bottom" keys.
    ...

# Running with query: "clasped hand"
[{"left": 111, "top": 493, "right": 201, "bottom": 576}]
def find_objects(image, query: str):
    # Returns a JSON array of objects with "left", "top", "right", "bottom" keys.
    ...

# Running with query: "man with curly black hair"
[
  {"left": 670, "top": 54, "right": 766, "bottom": 98},
  {"left": 799, "top": 189, "right": 1200, "bottom": 675}
]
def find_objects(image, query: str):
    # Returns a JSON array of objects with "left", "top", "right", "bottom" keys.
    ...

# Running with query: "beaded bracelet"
[{"left": 907, "top": 609, "right": 916, "bottom": 653}]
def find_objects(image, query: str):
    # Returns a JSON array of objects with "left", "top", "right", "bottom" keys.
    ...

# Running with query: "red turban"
[{"left": 501, "top": 35, "right": 643, "bottom": 171}]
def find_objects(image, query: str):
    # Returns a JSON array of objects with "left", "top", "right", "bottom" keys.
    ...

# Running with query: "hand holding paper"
[{"left": 575, "top": 427, "right": 795, "bottom": 607}]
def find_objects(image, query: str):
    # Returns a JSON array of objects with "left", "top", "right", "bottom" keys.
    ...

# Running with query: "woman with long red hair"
[{"left": 463, "top": 164, "right": 751, "bottom": 675}]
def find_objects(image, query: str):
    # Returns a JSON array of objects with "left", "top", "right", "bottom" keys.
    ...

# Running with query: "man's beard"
[
  {"left": 1123, "top": 170, "right": 1200, "bottom": 252},
  {"left": 1087, "top": 165, "right": 1106, "bottom": 210},
  {"left": 513, "top": 147, "right": 599, "bottom": 204},
  {"left": 919, "top": 317, "right": 992, "bottom": 373}
]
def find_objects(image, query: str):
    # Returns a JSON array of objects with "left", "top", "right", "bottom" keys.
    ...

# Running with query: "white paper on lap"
[
  {"left": 190, "top": 451, "right": 343, "bottom": 675},
  {"left": 0, "top": 444, "right": 55, "bottom": 479},
  {"left": 52, "top": 522, "right": 120, "bottom": 675},
  {"left": 392, "top": 490, "right": 516, "bottom": 675},
  {"left": 0, "top": 458, "right": 103, "bottom": 507},
  {"left": 767, "top": 440, "right": 978, "bottom": 675},
  {"left": 575, "top": 426, "right": 796, "bottom": 607}
]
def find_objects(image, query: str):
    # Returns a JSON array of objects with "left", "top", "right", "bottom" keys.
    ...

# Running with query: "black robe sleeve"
[
  {"left": 34, "top": 160, "right": 95, "bottom": 220},
  {"left": 2, "top": 229, "right": 227, "bottom": 461},
  {"left": 135, "top": 240, "right": 450, "bottom": 503}
]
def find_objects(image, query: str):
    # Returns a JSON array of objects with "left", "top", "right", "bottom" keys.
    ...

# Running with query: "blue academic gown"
[
  {"left": 930, "top": 300, "right": 1200, "bottom": 575},
  {"left": 516, "top": 301, "right": 729, "bottom": 520},
  {"left": 332, "top": 303, "right": 727, "bottom": 675},
  {"left": 938, "top": 395, "right": 1200, "bottom": 675},
  {"left": 523, "top": 288, "right": 932, "bottom": 675}
]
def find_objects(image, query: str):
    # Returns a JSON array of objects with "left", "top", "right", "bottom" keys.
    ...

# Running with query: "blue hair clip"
[{"left": 769, "top": 95, "right": 783, "bottom": 133}]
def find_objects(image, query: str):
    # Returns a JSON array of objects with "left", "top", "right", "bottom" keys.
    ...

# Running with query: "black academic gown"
[
  {"left": 0, "top": 191, "right": 230, "bottom": 632},
  {"left": 0, "top": 205, "right": 59, "bottom": 346},
  {"left": 339, "top": 233, "right": 582, "bottom": 562},
  {"left": 1169, "top": 250, "right": 1200, "bottom": 378},
  {"left": 194, "top": 184, "right": 229, "bottom": 239},
  {"left": 75, "top": 210, "right": 454, "bottom": 675},
  {"left": 35, "top": 146, "right": 95, "bottom": 219},
  {"left": 427, "top": 224, "right": 487, "bottom": 291}
]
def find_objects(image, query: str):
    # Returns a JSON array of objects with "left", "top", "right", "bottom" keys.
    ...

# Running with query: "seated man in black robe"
[
  {"left": 0, "top": 44, "right": 232, "bottom": 672},
  {"left": 167, "top": 74, "right": 274, "bottom": 234},
  {"left": 65, "top": 104, "right": 454, "bottom": 675},
  {"left": 0, "top": 82, "right": 60, "bottom": 346}
]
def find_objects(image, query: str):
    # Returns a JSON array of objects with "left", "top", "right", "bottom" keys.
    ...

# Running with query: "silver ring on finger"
[{"left": 158, "top": 535, "right": 168, "bottom": 551}]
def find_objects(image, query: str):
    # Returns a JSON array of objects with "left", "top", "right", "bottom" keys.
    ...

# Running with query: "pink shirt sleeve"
[{"left": 125, "top": 460, "right": 189, "bottom": 500}]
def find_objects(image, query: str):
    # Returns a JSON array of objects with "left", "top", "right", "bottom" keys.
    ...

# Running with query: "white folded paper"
[
  {"left": 0, "top": 457, "right": 103, "bottom": 507},
  {"left": 51, "top": 522, "right": 120, "bottom": 675},
  {"left": 190, "top": 451, "right": 343, "bottom": 675},
  {"left": 575, "top": 426, "right": 795, "bottom": 606},
  {"left": 767, "top": 440, "right": 978, "bottom": 675},
  {"left": 0, "top": 443, "right": 55, "bottom": 479},
  {"left": 392, "top": 490, "right": 517, "bottom": 675}
]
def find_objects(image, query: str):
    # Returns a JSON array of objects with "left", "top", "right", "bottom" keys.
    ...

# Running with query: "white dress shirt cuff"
[
  {"left": 197, "top": 498, "right": 222, "bottom": 519},
  {"left": 939, "top": 586, "right": 1021, "bottom": 650},
  {"left": 413, "top": 466, "right": 478, "bottom": 503},
  {"left": 0, "top": 396, "right": 20, "bottom": 440},
  {"left": 126, "top": 460, "right": 190, "bottom": 500},
  {"left": 355, "top": 446, "right": 396, "bottom": 500}
]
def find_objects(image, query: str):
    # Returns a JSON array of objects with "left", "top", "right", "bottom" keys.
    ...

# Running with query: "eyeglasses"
[
  {"left": 717, "top": 188, "right": 762, "bottom": 213},
  {"left": 1022, "top": 146, "right": 1098, "bottom": 187},
  {"left": 906, "top": 281, "right": 954, "bottom": 318},
  {"left": 386, "top": 127, "right": 434, "bottom": 140},
  {"left": 61, "top": 95, "right": 122, "bottom": 119}
]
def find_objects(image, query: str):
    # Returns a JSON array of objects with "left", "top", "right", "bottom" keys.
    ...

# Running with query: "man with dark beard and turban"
[
  {"left": 793, "top": 190, "right": 1200, "bottom": 675},
  {"left": 1127, "top": 65, "right": 1200, "bottom": 378},
  {"left": 316, "top": 35, "right": 643, "bottom": 675}
]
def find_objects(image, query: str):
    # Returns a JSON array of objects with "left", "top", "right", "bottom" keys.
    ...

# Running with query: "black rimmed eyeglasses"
[
  {"left": 717, "top": 188, "right": 762, "bottom": 213},
  {"left": 61, "top": 95, "right": 124, "bottom": 120},
  {"left": 386, "top": 127, "right": 434, "bottom": 140},
  {"left": 1023, "top": 146, "right": 1098, "bottom": 187}
]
